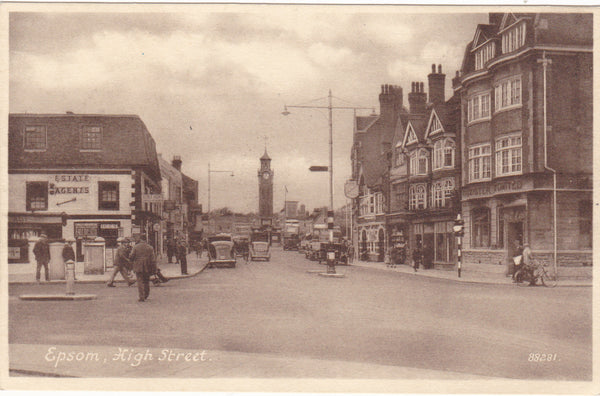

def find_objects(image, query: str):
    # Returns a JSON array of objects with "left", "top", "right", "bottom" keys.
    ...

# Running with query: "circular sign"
[
  {"left": 344, "top": 180, "right": 359, "bottom": 199},
  {"left": 153, "top": 223, "right": 160, "bottom": 232}
]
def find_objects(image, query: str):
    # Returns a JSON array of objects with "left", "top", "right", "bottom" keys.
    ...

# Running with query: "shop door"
[
  {"left": 423, "top": 233, "right": 435, "bottom": 269},
  {"left": 506, "top": 221, "right": 524, "bottom": 258}
]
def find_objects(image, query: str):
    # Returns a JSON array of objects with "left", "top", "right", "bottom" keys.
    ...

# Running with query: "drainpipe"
[{"left": 538, "top": 51, "right": 558, "bottom": 278}]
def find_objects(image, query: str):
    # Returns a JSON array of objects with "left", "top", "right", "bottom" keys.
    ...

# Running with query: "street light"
[
  {"left": 207, "top": 162, "right": 234, "bottom": 215},
  {"left": 453, "top": 213, "right": 465, "bottom": 278},
  {"left": 282, "top": 90, "right": 373, "bottom": 274}
]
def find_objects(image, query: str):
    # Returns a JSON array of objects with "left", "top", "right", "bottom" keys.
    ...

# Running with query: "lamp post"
[
  {"left": 453, "top": 213, "right": 465, "bottom": 278},
  {"left": 207, "top": 163, "right": 234, "bottom": 232},
  {"left": 282, "top": 90, "right": 373, "bottom": 273}
]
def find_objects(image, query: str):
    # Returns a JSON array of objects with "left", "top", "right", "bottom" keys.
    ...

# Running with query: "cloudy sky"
[{"left": 9, "top": 7, "right": 487, "bottom": 213}]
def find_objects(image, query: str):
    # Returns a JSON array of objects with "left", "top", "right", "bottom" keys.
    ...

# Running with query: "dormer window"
[
  {"left": 410, "top": 149, "right": 429, "bottom": 176},
  {"left": 475, "top": 42, "right": 496, "bottom": 70},
  {"left": 81, "top": 126, "right": 102, "bottom": 151},
  {"left": 502, "top": 21, "right": 526, "bottom": 54},
  {"left": 24, "top": 126, "right": 47, "bottom": 151},
  {"left": 433, "top": 139, "right": 455, "bottom": 170}
]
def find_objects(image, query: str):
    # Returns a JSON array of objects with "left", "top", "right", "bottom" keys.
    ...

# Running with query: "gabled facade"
[
  {"left": 456, "top": 12, "right": 593, "bottom": 268},
  {"left": 8, "top": 113, "right": 162, "bottom": 273}
]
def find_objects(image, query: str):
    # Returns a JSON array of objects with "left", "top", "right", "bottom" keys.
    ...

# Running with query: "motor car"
[
  {"left": 207, "top": 233, "right": 236, "bottom": 268},
  {"left": 250, "top": 241, "right": 271, "bottom": 261}
]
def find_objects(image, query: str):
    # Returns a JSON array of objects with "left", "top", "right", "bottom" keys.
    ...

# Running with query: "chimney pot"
[
  {"left": 438, "top": 64, "right": 442, "bottom": 73},
  {"left": 432, "top": 64, "right": 436, "bottom": 73}
]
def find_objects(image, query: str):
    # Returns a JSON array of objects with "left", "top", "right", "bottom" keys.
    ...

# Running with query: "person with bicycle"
[{"left": 515, "top": 242, "right": 536, "bottom": 286}]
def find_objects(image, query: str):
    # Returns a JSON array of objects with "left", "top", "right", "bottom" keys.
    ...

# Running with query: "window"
[
  {"left": 375, "top": 192, "right": 384, "bottom": 214},
  {"left": 502, "top": 22, "right": 526, "bottom": 54},
  {"left": 496, "top": 134, "right": 522, "bottom": 176},
  {"left": 24, "top": 126, "right": 47, "bottom": 150},
  {"left": 26, "top": 182, "right": 48, "bottom": 211},
  {"left": 468, "top": 144, "right": 492, "bottom": 182},
  {"left": 432, "top": 178, "right": 455, "bottom": 208},
  {"left": 474, "top": 42, "right": 496, "bottom": 70},
  {"left": 409, "top": 184, "right": 427, "bottom": 210},
  {"left": 81, "top": 126, "right": 102, "bottom": 150},
  {"left": 472, "top": 208, "right": 491, "bottom": 248},
  {"left": 433, "top": 139, "right": 455, "bottom": 170},
  {"left": 467, "top": 92, "right": 490, "bottom": 123},
  {"left": 495, "top": 76, "right": 521, "bottom": 112},
  {"left": 394, "top": 147, "right": 406, "bottom": 167},
  {"left": 410, "top": 149, "right": 428, "bottom": 176},
  {"left": 98, "top": 182, "right": 119, "bottom": 210}
]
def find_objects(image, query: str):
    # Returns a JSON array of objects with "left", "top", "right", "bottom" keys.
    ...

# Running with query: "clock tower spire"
[{"left": 258, "top": 148, "right": 274, "bottom": 225}]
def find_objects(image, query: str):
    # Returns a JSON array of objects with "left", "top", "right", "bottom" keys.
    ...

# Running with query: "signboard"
[
  {"left": 48, "top": 174, "right": 91, "bottom": 195},
  {"left": 344, "top": 180, "right": 359, "bottom": 199},
  {"left": 75, "top": 223, "right": 98, "bottom": 238},
  {"left": 462, "top": 178, "right": 532, "bottom": 200},
  {"left": 8, "top": 247, "right": 21, "bottom": 260}
]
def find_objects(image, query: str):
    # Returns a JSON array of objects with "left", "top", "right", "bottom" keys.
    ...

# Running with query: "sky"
[{"left": 9, "top": 8, "right": 488, "bottom": 213}]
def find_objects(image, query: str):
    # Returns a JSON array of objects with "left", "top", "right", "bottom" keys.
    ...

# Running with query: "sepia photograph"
[{"left": 2, "top": 2, "right": 596, "bottom": 393}]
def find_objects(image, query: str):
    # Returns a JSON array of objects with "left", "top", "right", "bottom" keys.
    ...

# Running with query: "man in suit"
[
  {"left": 107, "top": 238, "right": 136, "bottom": 287},
  {"left": 33, "top": 233, "right": 51, "bottom": 282},
  {"left": 129, "top": 234, "right": 157, "bottom": 302}
]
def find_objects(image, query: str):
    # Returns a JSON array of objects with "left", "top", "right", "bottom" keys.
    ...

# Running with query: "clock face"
[{"left": 262, "top": 172, "right": 270, "bottom": 180}]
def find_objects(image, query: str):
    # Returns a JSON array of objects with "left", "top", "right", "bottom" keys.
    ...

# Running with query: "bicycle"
[{"left": 515, "top": 259, "right": 558, "bottom": 288}]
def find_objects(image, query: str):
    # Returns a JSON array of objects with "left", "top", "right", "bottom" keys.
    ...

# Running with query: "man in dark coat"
[
  {"left": 177, "top": 239, "right": 188, "bottom": 275},
  {"left": 107, "top": 238, "right": 135, "bottom": 287},
  {"left": 62, "top": 238, "right": 77, "bottom": 280},
  {"left": 129, "top": 234, "right": 157, "bottom": 302},
  {"left": 166, "top": 238, "right": 177, "bottom": 264},
  {"left": 33, "top": 233, "right": 51, "bottom": 282}
]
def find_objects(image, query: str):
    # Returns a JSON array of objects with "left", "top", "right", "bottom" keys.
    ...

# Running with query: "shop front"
[{"left": 8, "top": 213, "right": 65, "bottom": 264}]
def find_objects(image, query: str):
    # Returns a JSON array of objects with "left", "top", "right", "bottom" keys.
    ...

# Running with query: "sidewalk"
[
  {"left": 348, "top": 260, "right": 592, "bottom": 287},
  {"left": 8, "top": 252, "right": 209, "bottom": 285}
]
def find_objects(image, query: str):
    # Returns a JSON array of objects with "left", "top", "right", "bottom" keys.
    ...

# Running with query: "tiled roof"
[
  {"left": 9, "top": 113, "right": 161, "bottom": 181},
  {"left": 355, "top": 115, "right": 378, "bottom": 132}
]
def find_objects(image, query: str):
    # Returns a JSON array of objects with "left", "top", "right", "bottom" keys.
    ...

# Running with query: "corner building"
[{"left": 456, "top": 13, "right": 592, "bottom": 268}]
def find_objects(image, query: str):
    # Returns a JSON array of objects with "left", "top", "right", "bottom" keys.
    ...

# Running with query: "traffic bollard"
[{"left": 65, "top": 260, "right": 75, "bottom": 295}]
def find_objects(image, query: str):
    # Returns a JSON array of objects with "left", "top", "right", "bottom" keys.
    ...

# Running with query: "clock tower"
[{"left": 258, "top": 149, "right": 273, "bottom": 223}]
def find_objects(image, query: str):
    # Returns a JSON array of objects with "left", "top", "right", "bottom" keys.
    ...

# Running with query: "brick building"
[
  {"left": 455, "top": 13, "right": 593, "bottom": 268},
  {"left": 8, "top": 113, "right": 162, "bottom": 273}
]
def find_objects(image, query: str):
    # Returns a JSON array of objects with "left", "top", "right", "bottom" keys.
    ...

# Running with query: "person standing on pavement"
[
  {"left": 62, "top": 238, "right": 77, "bottom": 280},
  {"left": 33, "top": 233, "right": 51, "bottom": 282},
  {"left": 107, "top": 238, "right": 136, "bottom": 287},
  {"left": 177, "top": 239, "right": 188, "bottom": 275},
  {"left": 129, "top": 234, "right": 157, "bottom": 302},
  {"left": 412, "top": 242, "right": 422, "bottom": 273},
  {"left": 166, "top": 237, "right": 176, "bottom": 264}
]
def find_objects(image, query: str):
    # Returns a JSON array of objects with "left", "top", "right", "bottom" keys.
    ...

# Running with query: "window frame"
[
  {"left": 410, "top": 149, "right": 429, "bottom": 176},
  {"left": 501, "top": 21, "right": 526, "bottom": 54},
  {"left": 494, "top": 75, "right": 522, "bottom": 113},
  {"left": 467, "top": 91, "right": 491, "bottom": 124},
  {"left": 98, "top": 181, "right": 120, "bottom": 211},
  {"left": 409, "top": 183, "right": 427, "bottom": 211},
  {"left": 26, "top": 181, "right": 49, "bottom": 211},
  {"left": 495, "top": 134, "right": 522, "bottom": 177},
  {"left": 394, "top": 147, "right": 406, "bottom": 167},
  {"left": 474, "top": 41, "right": 496, "bottom": 70},
  {"left": 23, "top": 125, "right": 47, "bottom": 151},
  {"left": 468, "top": 143, "right": 492, "bottom": 183},
  {"left": 471, "top": 207, "right": 491, "bottom": 248},
  {"left": 433, "top": 138, "right": 455, "bottom": 170},
  {"left": 80, "top": 126, "right": 103, "bottom": 151}
]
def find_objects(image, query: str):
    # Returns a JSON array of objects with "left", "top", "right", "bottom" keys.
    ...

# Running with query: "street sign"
[
  {"left": 344, "top": 179, "right": 359, "bottom": 199},
  {"left": 309, "top": 166, "right": 328, "bottom": 172}
]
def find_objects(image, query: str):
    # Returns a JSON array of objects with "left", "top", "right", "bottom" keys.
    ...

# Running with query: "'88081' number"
[{"left": 529, "top": 353, "right": 558, "bottom": 362}]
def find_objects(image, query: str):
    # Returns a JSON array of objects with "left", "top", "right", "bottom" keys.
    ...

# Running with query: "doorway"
[{"left": 507, "top": 221, "right": 524, "bottom": 259}]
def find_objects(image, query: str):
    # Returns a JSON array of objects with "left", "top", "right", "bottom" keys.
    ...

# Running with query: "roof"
[
  {"left": 402, "top": 115, "right": 427, "bottom": 148},
  {"left": 9, "top": 113, "right": 161, "bottom": 181},
  {"left": 472, "top": 24, "right": 499, "bottom": 50},
  {"left": 355, "top": 115, "right": 379, "bottom": 132},
  {"left": 260, "top": 149, "right": 271, "bottom": 160}
]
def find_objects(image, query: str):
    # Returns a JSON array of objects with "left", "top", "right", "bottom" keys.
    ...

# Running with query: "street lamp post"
[
  {"left": 207, "top": 163, "right": 234, "bottom": 232},
  {"left": 453, "top": 213, "right": 465, "bottom": 278},
  {"left": 282, "top": 90, "right": 373, "bottom": 274}
]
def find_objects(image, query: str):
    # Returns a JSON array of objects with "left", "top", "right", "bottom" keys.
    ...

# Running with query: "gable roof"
[
  {"left": 424, "top": 108, "right": 445, "bottom": 140},
  {"left": 472, "top": 24, "right": 498, "bottom": 50},
  {"left": 9, "top": 113, "right": 161, "bottom": 181},
  {"left": 401, "top": 115, "right": 427, "bottom": 148},
  {"left": 355, "top": 115, "right": 379, "bottom": 132}
]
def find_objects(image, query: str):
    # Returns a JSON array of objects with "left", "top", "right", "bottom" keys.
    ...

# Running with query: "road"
[{"left": 9, "top": 247, "right": 592, "bottom": 380}]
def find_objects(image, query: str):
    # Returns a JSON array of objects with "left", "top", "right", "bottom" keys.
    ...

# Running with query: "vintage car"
[
  {"left": 207, "top": 234, "right": 236, "bottom": 268},
  {"left": 250, "top": 241, "right": 271, "bottom": 261}
]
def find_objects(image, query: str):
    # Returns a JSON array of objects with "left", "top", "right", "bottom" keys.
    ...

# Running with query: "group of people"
[
  {"left": 165, "top": 237, "right": 189, "bottom": 275},
  {"left": 32, "top": 234, "right": 77, "bottom": 282}
]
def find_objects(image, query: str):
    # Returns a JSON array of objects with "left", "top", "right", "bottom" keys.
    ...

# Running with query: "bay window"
[
  {"left": 495, "top": 76, "right": 521, "bottom": 112},
  {"left": 467, "top": 92, "right": 490, "bottom": 123},
  {"left": 468, "top": 144, "right": 491, "bottom": 182},
  {"left": 410, "top": 149, "right": 429, "bottom": 176},
  {"left": 496, "top": 134, "right": 522, "bottom": 176},
  {"left": 433, "top": 139, "right": 455, "bottom": 170},
  {"left": 502, "top": 22, "right": 526, "bottom": 54}
]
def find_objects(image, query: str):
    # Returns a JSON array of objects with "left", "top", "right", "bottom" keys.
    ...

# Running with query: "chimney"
[
  {"left": 408, "top": 81, "right": 427, "bottom": 114},
  {"left": 452, "top": 70, "right": 462, "bottom": 90},
  {"left": 428, "top": 64, "right": 446, "bottom": 105},
  {"left": 379, "top": 84, "right": 403, "bottom": 127},
  {"left": 172, "top": 155, "right": 182, "bottom": 171}
]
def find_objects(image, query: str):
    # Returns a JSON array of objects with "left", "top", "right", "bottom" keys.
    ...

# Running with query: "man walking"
[
  {"left": 129, "top": 234, "right": 157, "bottom": 302},
  {"left": 107, "top": 238, "right": 136, "bottom": 287},
  {"left": 33, "top": 233, "right": 51, "bottom": 282},
  {"left": 177, "top": 239, "right": 188, "bottom": 275}
]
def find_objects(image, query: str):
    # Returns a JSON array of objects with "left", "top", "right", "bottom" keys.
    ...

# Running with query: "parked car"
[
  {"left": 207, "top": 234, "right": 236, "bottom": 268},
  {"left": 250, "top": 241, "right": 271, "bottom": 261}
]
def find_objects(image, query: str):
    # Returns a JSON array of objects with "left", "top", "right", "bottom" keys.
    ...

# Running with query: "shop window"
[
  {"left": 24, "top": 126, "right": 47, "bottom": 150},
  {"left": 81, "top": 126, "right": 102, "bottom": 150},
  {"left": 98, "top": 181, "right": 119, "bottom": 210},
  {"left": 579, "top": 200, "right": 592, "bottom": 248},
  {"left": 496, "top": 134, "right": 522, "bottom": 176},
  {"left": 472, "top": 208, "right": 491, "bottom": 248},
  {"left": 26, "top": 182, "right": 48, "bottom": 211}
]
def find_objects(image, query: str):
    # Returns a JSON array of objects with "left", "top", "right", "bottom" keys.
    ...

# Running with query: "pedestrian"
[
  {"left": 511, "top": 239, "right": 524, "bottom": 282},
  {"left": 107, "top": 238, "right": 136, "bottom": 287},
  {"left": 166, "top": 238, "right": 176, "bottom": 264},
  {"left": 520, "top": 242, "right": 536, "bottom": 286},
  {"left": 62, "top": 238, "right": 77, "bottom": 280},
  {"left": 177, "top": 239, "right": 188, "bottom": 275},
  {"left": 412, "top": 243, "right": 422, "bottom": 273},
  {"left": 33, "top": 233, "right": 51, "bottom": 282},
  {"left": 129, "top": 234, "right": 157, "bottom": 302}
]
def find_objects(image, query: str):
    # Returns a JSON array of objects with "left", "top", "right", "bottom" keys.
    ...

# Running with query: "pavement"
[
  {"left": 347, "top": 258, "right": 592, "bottom": 287},
  {"left": 8, "top": 252, "right": 208, "bottom": 286}
]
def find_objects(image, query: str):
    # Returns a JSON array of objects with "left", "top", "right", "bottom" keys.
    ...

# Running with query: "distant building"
[{"left": 8, "top": 113, "right": 161, "bottom": 272}]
